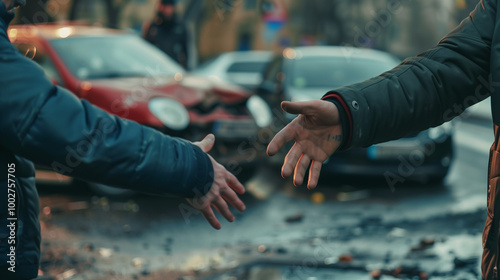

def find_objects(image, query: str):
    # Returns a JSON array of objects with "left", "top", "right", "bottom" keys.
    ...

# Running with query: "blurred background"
[
  {"left": 10, "top": 0, "right": 494, "bottom": 279},
  {"left": 13, "top": 0, "right": 479, "bottom": 65}
]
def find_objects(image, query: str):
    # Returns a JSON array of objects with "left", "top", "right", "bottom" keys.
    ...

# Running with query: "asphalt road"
[{"left": 36, "top": 117, "right": 494, "bottom": 280}]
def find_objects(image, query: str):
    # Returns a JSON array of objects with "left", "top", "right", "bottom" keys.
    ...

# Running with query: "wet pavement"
[{"left": 36, "top": 118, "right": 493, "bottom": 280}]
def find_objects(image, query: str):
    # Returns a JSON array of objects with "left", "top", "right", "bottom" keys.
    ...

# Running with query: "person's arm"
[
  {"left": 0, "top": 51, "right": 210, "bottom": 196},
  {"left": 328, "top": 0, "right": 495, "bottom": 148},
  {"left": 267, "top": 100, "right": 342, "bottom": 189},
  {"left": 0, "top": 32, "right": 244, "bottom": 229},
  {"left": 268, "top": 0, "right": 496, "bottom": 187}
]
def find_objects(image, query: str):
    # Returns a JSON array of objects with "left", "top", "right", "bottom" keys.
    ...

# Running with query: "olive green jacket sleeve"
[{"left": 331, "top": 0, "right": 495, "bottom": 148}]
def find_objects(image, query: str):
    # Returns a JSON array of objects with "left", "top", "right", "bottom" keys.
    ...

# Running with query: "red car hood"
[{"left": 84, "top": 75, "right": 251, "bottom": 107}]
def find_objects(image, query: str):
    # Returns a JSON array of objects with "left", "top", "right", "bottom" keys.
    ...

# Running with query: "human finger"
[
  {"left": 293, "top": 153, "right": 311, "bottom": 187},
  {"left": 200, "top": 206, "right": 221, "bottom": 230},
  {"left": 282, "top": 143, "right": 302, "bottom": 178},
  {"left": 221, "top": 189, "right": 246, "bottom": 212},
  {"left": 281, "top": 100, "right": 317, "bottom": 115},
  {"left": 267, "top": 124, "right": 295, "bottom": 156},
  {"left": 193, "top": 134, "right": 215, "bottom": 153},
  {"left": 307, "top": 160, "right": 322, "bottom": 190},
  {"left": 226, "top": 171, "right": 246, "bottom": 195},
  {"left": 213, "top": 196, "right": 235, "bottom": 223}
]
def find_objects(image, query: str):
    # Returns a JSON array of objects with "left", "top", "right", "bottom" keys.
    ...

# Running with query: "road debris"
[
  {"left": 371, "top": 266, "right": 429, "bottom": 280},
  {"left": 387, "top": 227, "right": 407, "bottom": 238},
  {"left": 338, "top": 254, "right": 354, "bottom": 263},
  {"left": 257, "top": 245, "right": 268, "bottom": 253},
  {"left": 285, "top": 213, "right": 303, "bottom": 223},
  {"left": 132, "top": 257, "right": 145, "bottom": 269},
  {"left": 56, "top": 269, "right": 76, "bottom": 280},
  {"left": 337, "top": 190, "right": 370, "bottom": 202},
  {"left": 98, "top": 248, "right": 114, "bottom": 258},
  {"left": 411, "top": 238, "right": 436, "bottom": 251},
  {"left": 81, "top": 243, "right": 94, "bottom": 252}
]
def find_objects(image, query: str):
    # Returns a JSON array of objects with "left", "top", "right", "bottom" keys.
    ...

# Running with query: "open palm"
[{"left": 267, "top": 100, "right": 343, "bottom": 189}]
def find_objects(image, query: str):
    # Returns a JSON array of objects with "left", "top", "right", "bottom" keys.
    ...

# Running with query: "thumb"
[
  {"left": 281, "top": 101, "right": 315, "bottom": 115},
  {"left": 194, "top": 134, "right": 215, "bottom": 153}
]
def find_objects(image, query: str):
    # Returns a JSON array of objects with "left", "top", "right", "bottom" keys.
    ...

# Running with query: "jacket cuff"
[
  {"left": 321, "top": 92, "right": 353, "bottom": 150},
  {"left": 131, "top": 129, "right": 215, "bottom": 198}
]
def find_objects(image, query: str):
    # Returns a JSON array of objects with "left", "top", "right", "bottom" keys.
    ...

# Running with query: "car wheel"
[{"left": 88, "top": 182, "right": 136, "bottom": 197}]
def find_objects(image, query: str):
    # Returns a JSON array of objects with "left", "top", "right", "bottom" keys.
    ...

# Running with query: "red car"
[{"left": 8, "top": 24, "right": 273, "bottom": 195}]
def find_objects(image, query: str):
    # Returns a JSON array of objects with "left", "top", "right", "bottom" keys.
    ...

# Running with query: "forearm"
[{"left": 27, "top": 98, "right": 214, "bottom": 197}]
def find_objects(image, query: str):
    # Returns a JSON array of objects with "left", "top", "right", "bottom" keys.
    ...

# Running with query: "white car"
[{"left": 193, "top": 51, "right": 272, "bottom": 90}]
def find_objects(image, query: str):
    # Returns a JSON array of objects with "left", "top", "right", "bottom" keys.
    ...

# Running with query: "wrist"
[{"left": 321, "top": 93, "right": 352, "bottom": 150}]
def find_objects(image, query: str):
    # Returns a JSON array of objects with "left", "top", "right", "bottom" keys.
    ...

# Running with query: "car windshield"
[
  {"left": 288, "top": 56, "right": 398, "bottom": 88},
  {"left": 50, "top": 34, "right": 184, "bottom": 80}
]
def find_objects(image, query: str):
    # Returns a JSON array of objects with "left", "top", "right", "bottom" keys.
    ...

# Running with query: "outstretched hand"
[
  {"left": 267, "top": 100, "right": 343, "bottom": 189},
  {"left": 189, "top": 134, "right": 246, "bottom": 230}
]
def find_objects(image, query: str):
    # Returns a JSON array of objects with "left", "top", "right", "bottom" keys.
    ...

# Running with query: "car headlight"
[
  {"left": 148, "top": 98, "right": 189, "bottom": 130},
  {"left": 428, "top": 121, "right": 453, "bottom": 142},
  {"left": 247, "top": 95, "right": 272, "bottom": 128}
]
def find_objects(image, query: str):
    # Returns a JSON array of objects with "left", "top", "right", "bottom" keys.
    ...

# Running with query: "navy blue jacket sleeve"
[{"left": 0, "top": 23, "right": 213, "bottom": 197}]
